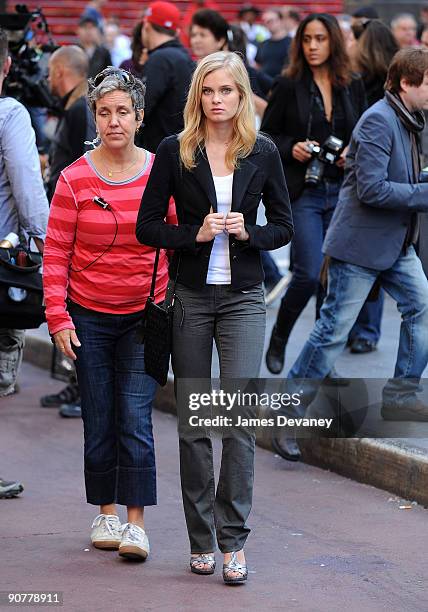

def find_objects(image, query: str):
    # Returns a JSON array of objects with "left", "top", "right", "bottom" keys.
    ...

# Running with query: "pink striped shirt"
[{"left": 43, "top": 151, "right": 177, "bottom": 335}]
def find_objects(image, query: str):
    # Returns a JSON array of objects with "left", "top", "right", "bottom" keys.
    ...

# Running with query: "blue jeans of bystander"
[{"left": 289, "top": 247, "right": 428, "bottom": 405}]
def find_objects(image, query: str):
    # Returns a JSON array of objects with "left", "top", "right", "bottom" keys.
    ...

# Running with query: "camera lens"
[{"left": 305, "top": 158, "right": 324, "bottom": 186}]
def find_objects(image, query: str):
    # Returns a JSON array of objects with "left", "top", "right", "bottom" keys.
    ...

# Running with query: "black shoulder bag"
[
  {"left": 141, "top": 249, "right": 180, "bottom": 387},
  {"left": 0, "top": 246, "right": 45, "bottom": 329}
]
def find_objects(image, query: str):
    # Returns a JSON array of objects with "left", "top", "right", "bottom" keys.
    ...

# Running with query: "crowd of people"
[{"left": 2, "top": 0, "right": 428, "bottom": 586}]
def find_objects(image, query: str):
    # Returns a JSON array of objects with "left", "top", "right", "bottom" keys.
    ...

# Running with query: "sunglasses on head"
[{"left": 89, "top": 67, "right": 136, "bottom": 89}]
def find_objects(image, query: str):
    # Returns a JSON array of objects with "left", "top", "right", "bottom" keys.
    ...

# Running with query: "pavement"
[
  {"left": 22, "top": 292, "right": 428, "bottom": 506},
  {"left": 1, "top": 361, "right": 428, "bottom": 612}
]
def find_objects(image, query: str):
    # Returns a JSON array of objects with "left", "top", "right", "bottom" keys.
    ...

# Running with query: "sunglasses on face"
[{"left": 89, "top": 67, "right": 136, "bottom": 89}]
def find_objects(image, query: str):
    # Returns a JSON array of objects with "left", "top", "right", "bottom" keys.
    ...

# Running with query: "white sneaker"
[
  {"left": 90, "top": 514, "right": 123, "bottom": 550},
  {"left": 119, "top": 523, "right": 150, "bottom": 561}
]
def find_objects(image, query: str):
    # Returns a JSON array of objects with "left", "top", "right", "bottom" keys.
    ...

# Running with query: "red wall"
[{"left": 20, "top": 1, "right": 344, "bottom": 45}]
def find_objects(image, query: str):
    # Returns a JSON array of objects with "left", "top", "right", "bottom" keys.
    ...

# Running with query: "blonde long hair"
[{"left": 179, "top": 51, "right": 257, "bottom": 171}]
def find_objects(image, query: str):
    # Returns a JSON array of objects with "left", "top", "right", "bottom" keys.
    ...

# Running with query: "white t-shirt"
[{"left": 206, "top": 173, "right": 233, "bottom": 284}]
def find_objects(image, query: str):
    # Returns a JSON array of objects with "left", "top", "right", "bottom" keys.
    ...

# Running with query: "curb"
[
  {"left": 299, "top": 437, "right": 428, "bottom": 507},
  {"left": 24, "top": 333, "right": 53, "bottom": 372},
  {"left": 24, "top": 334, "right": 428, "bottom": 507}
]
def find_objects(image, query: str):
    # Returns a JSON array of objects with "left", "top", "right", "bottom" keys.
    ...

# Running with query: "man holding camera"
[
  {"left": 47, "top": 45, "right": 96, "bottom": 201},
  {"left": 0, "top": 27, "right": 48, "bottom": 495},
  {"left": 0, "top": 27, "right": 48, "bottom": 398},
  {"left": 287, "top": 48, "right": 428, "bottom": 422},
  {"left": 38, "top": 45, "right": 97, "bottom": 419}
]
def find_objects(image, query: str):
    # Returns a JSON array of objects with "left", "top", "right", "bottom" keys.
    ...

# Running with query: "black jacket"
[
  {"left": 48, "top": 84, "right": 96, "bottom": 201},
  {"left": 137, "top": 40, "right": 194, "bottom": 153},
  {"left": 136, "top": 134, "right": 293, "bottom": 290},
  {"left": 261, "top": 71, "right": 367, "bottom": 201},
  {"left": 362, "top": 73, "right": 387, "bottom": 108},
  {"left": 87, "top": 45, "right": 112, "bottom": 78},
  {"left": 247, "top": 65, "right": 273, "bottom": 100}
]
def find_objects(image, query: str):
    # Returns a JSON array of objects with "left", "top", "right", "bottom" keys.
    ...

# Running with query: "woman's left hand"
[{"left": 225, "top": 212, "right": 249, "bottom": 241}]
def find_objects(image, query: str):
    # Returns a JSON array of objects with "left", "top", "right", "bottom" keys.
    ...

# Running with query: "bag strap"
[
  {"left": 149, "top": 248, "right": 160, "bottom": 299},
  {"left": 149, "top": 249, "right": 181, "bottom": 304}
]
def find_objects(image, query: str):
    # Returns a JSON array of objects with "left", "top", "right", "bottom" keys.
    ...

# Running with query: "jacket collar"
[
  {"left": 378, "top": 98, "right": 413, "bottom": 182},
  {"left": 192, "top": 146, "right": 258, "bottom": 212},
  {"left": 394, "top": 110, "right": 414, "bottom": 182},
  {"left": 193, "top": 148, "right": 217, "bottom": 211},
  {"left": 232, "top": 157, "right": 258, "bottom": 212},
  {"left": 148, "top": 39, "right": 186, "bottom": 54}
]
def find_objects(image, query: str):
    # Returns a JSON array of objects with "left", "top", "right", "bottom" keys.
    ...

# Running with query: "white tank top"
[{"left": 206, "top": 173, "right": 233, "bottom": 284}]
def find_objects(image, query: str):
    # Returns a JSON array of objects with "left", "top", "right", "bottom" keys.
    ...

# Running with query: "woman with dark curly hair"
[{"left": 262, "top": 14, "right": 370, "bottom": 391}]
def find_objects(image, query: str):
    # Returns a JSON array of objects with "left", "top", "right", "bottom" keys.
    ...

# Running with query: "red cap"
[{"left": 145, "top": 1, "right": 180, "bottom": 31}]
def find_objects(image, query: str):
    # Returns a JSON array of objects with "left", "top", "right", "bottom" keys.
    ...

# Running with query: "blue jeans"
[
  {"left": 71, "top": 304, "right": 158, "bottom": 507},
  {"left": 349, "top": 290, "right": 384, "bottom": 343},
  {"left": 261, "top": 251, "right": 282, "bottom": 287},
  {"left": 275, "top": 182, "right": 383, "bottom": 343},
  {"left": 289, "top": 247, "right": 428, "bottom": 404}
]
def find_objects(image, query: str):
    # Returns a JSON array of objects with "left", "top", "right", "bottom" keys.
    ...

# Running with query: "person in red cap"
[
  {"left": 145, "top": 0, "right": 180, "bottom": 31},
  {"left": 137, "top": 1, "right": 194, "bottom": 153}
]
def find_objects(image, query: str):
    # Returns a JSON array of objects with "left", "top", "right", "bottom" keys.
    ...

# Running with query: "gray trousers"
[
  {"left": 0, "top": 329, "right": 25, "bottom": 397},
  {"left": 172, "top": 283, "right": 266, "bottom": 553}
]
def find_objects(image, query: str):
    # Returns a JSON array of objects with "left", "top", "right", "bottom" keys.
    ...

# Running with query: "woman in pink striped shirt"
[{"left": 43, "top": 67, "right": 176, "bottom": 561}]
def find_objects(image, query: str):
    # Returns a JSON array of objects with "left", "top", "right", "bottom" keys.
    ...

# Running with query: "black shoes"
[
  {"left": 266, "top": 325, "right": 288, "bottom": 375},
  {"left": 349, "top": 338, "right": 377, "bottom": 354},
  {"left": 0, "top": 477, "right": 24, "bottom": 498},
  {"left": 59, "top": 403, "right": 82, "bottom": 418},
  {"left": 381, "top": 400, "right": 428, "bottom": 422},
  {"left": 40, "top": 382, "right": 81, "bottom": 418},
  {"left": 271, "top": 435, "right": 301, "bottom": 462},
  {"left": 323, "top": 368, "right": 351, "bottom": 387},
  {"left": 40, "top": 383, "right": 80, "bottom": 408}
]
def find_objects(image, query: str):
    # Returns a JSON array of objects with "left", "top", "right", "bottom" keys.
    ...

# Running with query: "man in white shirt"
[
  {"left": 0, "top": 28, "right": 48, "bottom": 398},
  {"left": 238, "top": 4, "right": 269, "bottom": 45}
]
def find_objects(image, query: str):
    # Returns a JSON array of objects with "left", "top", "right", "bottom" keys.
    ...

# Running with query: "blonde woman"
[{"left": 137, "top": 51, "right": 293, "bottom": 584}]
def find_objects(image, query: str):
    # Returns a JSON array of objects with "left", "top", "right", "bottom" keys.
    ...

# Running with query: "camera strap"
[
  {"left": 306, "top": 79, "right": 336, "bottom": 141},
  {"left": 306, "top": 83, "right": 316, "bottom": 141}
]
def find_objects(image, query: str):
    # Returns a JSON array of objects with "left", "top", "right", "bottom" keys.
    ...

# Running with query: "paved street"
[{"left": 1, "top": 362, "right": 428, "bottom": 612}]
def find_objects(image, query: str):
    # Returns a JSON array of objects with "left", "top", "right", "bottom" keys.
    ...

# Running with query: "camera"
[
  {"left": 0, "top": 5, "right": 60, "bottom": 112},
  {"left": 304, "top": 135, "right": 344, "bottom": 186}
]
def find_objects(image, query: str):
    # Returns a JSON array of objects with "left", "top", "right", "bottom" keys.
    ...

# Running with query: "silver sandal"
[
  {"left": 190, "top": 553, "right": 216, "bottom": 575},
  {"left": 223, "top": 551, "right": 248, "bottom": 585}
]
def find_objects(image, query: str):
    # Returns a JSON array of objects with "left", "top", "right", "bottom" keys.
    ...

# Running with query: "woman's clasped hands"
[{"left": 196, "top": 209, "right": 249, "bottom": 242}]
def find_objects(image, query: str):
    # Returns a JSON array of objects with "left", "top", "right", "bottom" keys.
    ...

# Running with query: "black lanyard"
[{"left": 306, "top": 80, "right": 336, "bottom": 141}]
